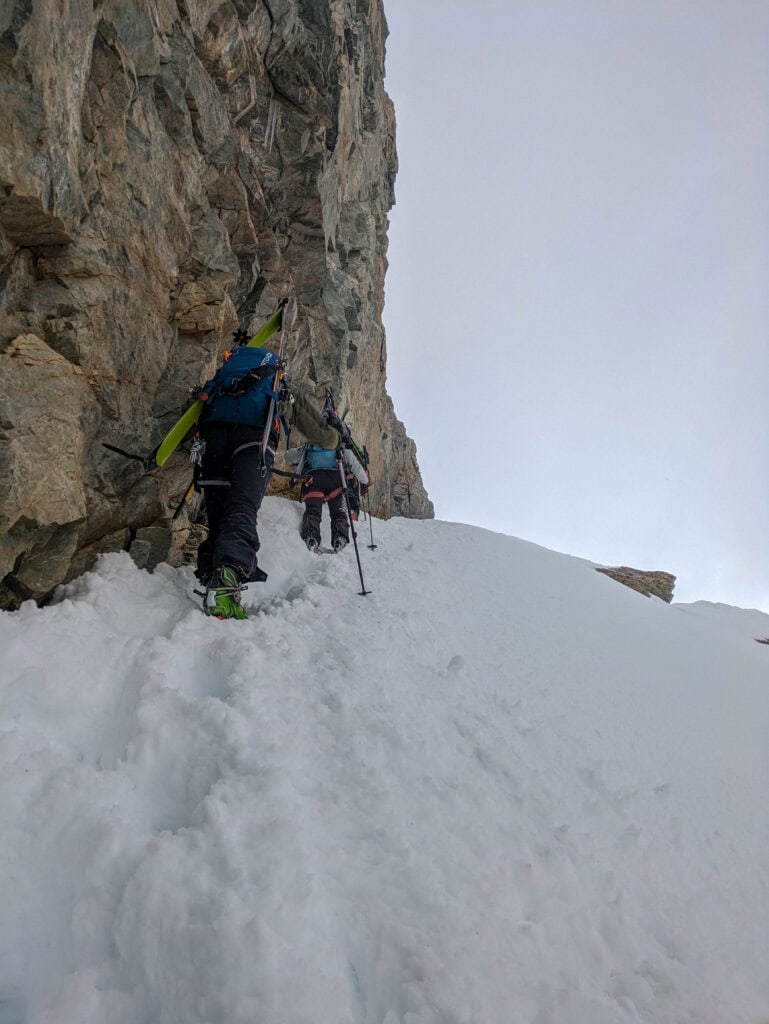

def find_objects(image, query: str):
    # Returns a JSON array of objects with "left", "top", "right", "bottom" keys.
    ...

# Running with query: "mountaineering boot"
[
  {"left": 332, "top": 535, "right": 348, "bottom": 553},
  {"left": 305, "top": 536, "right": 320, "bottom": 553},
  {"left": 204, "top": 565, "right": 247, "bottom": 620}
]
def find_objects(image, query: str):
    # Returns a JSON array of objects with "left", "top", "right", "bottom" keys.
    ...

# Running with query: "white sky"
[{"left": 381, "top": 0, "right": 769, "bottom": 611}]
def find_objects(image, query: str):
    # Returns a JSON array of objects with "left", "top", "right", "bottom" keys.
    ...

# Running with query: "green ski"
[{"left": 153, "top": 305, "right": 285, "bottom": 468}]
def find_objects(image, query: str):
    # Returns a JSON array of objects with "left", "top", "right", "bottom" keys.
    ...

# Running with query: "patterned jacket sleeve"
[{"left": 281, "top": 383, "right": 341, "bottom": 449}]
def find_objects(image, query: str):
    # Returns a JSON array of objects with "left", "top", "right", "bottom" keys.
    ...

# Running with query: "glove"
[
  {"left": 327, "top": 412, "right": 351, "bottom": 444},
  {"left": 277, "top": 375, "right": 293, "bottom": 404},
  {"left": 191, "top": 379, "right": 216, "bottom": 402}
]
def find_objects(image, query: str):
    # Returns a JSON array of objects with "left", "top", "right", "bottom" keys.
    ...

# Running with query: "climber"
[
  {"left": 194, "top": 341, "right": 343, "bottom": 618},
  {"left": 299, "top": 440, "right": 350, "bottom": 553},
  {"left": 295, "top": 399, "right": 368, "bottom": 554}
]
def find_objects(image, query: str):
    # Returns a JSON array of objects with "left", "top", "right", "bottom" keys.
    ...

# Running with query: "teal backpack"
[{"left": 304, "top": 443, "right": 340, "bottom": 472}]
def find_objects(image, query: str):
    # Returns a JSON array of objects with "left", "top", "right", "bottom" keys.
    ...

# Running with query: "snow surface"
[{"left": 1, "top": 498, "right": 768, "bottom": 1024}]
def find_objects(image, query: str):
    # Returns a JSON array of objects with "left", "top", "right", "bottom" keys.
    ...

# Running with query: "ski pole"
[
  {"left": 365, "top": 486, "right": 377, "bottom": 550},
  {"left": 361, "top": 446, "right": 376, "bottom": 549},
  {"left": 172, "top": 479, "right": 196, "bottom": 520},
  {"left": 337, "top": 454, "right": 370, "bottom": 596}
]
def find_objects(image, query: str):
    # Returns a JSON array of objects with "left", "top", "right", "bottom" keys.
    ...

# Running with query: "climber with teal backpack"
[
  {"left": 299, "top": 439, "right": 350, "bottom": 553},
  {"left": 296, "top": 389, "right": 369, "bottom": 554}
]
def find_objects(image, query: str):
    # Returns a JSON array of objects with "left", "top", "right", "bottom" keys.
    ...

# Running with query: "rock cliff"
[{"left": 0, "top": 0, "right": 433, "bottom": 607}]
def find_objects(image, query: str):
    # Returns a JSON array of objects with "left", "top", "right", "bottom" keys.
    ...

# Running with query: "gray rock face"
[
  {"left": 596, "top": 566, "right": 677, "bottom": 604},
  {"left": 0, "top": 0, "right": 433, "bottom": 607}
]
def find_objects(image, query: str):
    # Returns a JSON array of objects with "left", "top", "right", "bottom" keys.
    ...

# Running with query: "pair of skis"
[
  {"left": 156, "top": 298, "right": 295, "bottom": 468},
  {"left": 103, "top": 301, "right": 294, "bottom": 472},
  {"left": 103, "top": 296, "right": 296, "bottom": 471},
  {"left": 103, "top": 300, "right": 295, "bottom": 532}
]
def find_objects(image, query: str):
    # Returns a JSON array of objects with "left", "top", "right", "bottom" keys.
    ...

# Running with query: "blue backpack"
[
  {"left": 304, "top": 443, "right": 340, "bottom": 472},
  {"left": 199, "top": 347, "right": 281, "bottom": 427}
]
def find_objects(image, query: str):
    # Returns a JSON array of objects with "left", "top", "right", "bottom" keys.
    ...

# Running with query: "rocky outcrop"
[
  {"left": 596, "top": 566, "right": 676, "bottom": 604},
  {"left": 0, "top": 0, "right": 432, "bottom": 608}
]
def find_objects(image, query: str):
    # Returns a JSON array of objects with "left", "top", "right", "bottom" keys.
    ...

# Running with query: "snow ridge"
[{"left": 1, "top": 499, "right": 768, "bottom": 1024}]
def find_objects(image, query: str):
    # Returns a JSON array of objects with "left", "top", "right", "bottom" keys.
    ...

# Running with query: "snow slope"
[{"left": 1, "top": 498, "right": 768, "bottom": 1024}]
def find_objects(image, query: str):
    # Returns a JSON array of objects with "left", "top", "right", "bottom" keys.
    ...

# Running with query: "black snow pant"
[
  {"left": 300, "top": 468, "right": 349, "bottom": 547},
  {"left": 196, "top": 423, "right": 273, "bottom": 584}
]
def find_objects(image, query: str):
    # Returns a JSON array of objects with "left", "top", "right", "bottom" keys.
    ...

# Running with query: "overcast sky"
[{"left": 381, "top": 0, "right": 769, "bottom": 611}]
